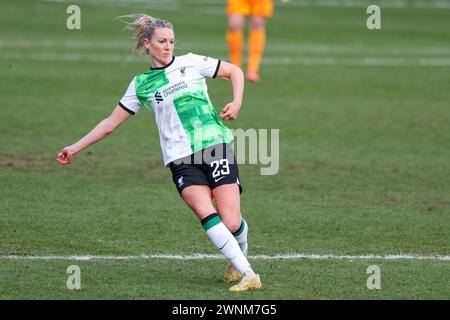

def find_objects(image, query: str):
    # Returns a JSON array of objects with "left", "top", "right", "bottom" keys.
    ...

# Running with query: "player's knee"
[
  {"left": 228, "top": 24, "right": 243, "bottom": 32},
  {"left": 228, "top": 19, "right": 244, "bottom": 32},
  {"left": 196, "top": 208, "right": 217, "bottom": 221},
  {"left": 222, "top": 215, "right": 242, "bottom": 234},
  {"left": 188, "top": 203, "right": 216, "bottom": 221},
  {"left": 250, "top": 17, "right": 266, "bottom": 30},
  {"left": 228, "top": 15, "right": 245, "bottom": 31}
]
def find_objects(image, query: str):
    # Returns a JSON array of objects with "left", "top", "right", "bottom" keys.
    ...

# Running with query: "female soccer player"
[{"left": 56, "top": 14, "right": 261, "bottom": 292}]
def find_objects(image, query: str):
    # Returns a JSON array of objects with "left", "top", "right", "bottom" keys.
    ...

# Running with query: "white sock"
[
  {"left": 233, "top": 218, "right": 248, "bottom": 256},
  {"left": 202, "top": 213, "right": 254, "bottom": 275}
]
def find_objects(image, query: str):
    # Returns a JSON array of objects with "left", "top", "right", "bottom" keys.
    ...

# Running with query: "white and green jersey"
[{"left": 119, "top": 53, "right": 234, "bottom": 166}]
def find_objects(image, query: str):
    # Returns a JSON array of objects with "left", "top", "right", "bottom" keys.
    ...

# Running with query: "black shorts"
[{"left": 169, "top": 143, "right": 242, "bottom": 195}]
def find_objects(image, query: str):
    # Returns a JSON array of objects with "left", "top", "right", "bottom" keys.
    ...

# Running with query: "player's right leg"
[
  {"left": 226, "top": 0, "right": 248, "bottom": 68},
  {"left": 226, "top": 14, "right": 245, "bottom": 68},
  {"left": 205, "top": 144, "right": 260, "bottom": 291},
  {"left": 246, "top": 0, "right": 274, "bottom": 82}
]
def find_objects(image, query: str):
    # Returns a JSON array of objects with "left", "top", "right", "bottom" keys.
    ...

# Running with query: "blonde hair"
[{"left": 117, "top": 14, "right": 173, "bottom": 55}]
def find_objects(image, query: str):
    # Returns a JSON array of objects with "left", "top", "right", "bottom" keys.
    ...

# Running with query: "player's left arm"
[{"left": 216, "top": 61, "right": 244, "bottom": 120}]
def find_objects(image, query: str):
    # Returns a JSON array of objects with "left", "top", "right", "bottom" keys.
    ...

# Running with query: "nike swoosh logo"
[
  {"left": 214, "top": 176, "right": 225, "bottom": 183},
  {"left": 219, "top": 240, "right": 229, "bottom": 250}
]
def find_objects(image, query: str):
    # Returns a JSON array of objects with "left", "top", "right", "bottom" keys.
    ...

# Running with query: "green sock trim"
[
  {"left": 233, "top": 219, "right": 246, "bottom": 237},
  {"left": 202, "top": 215, "right": 222, "bottom": 231}
]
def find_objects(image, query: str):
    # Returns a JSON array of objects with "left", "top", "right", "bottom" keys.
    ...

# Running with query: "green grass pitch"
[{"left": 0, "top": 0, "right": 449, "bottom": 299}]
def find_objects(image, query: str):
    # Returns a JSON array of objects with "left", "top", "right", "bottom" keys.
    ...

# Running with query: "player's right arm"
[{"left": 56, "top": 105, "right": 132, "bottom": 165}]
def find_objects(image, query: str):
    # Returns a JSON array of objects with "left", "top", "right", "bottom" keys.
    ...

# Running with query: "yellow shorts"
[{"left": 226, "top": 0, "right": 274, "bottom": 17}]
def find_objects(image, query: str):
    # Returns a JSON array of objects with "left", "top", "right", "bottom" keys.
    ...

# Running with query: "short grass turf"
[{"left": 0, "top": 0, "right": 449, "bottom": 299}]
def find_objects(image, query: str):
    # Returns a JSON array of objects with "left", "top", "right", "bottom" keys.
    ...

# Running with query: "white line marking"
[
  {"left": 261, "top": 57, "right": 450, "bottom": 66},
  {"left": 280, "top": 0, "right": 450, "bottom": 9},
  {"left": 2, "top": 39, "right": 450, "bottom": 56},
  {"left": 44, "top": 0, "right": 179, "bottom": 10},
  {"left": 2, "top": 52, "right": 450, "bottom": 66},
  {"left": 1, "top": 253, "right": 448, "bottom": 261},
  {"left": 42, "top": 0, "right": 450, "bottom": 10}
]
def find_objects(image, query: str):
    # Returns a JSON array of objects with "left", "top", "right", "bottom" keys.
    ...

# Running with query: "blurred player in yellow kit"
[{"left": 226, "top": 0, "right": 274, "bottom": 82}]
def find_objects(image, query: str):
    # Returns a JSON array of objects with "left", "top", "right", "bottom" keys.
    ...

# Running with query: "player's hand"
[
  {"left": 220, "top": 101, "right": 241, "bottom": 120},
  {"left": 56, "top": 147, "right": 75, "bottom": 165}
]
